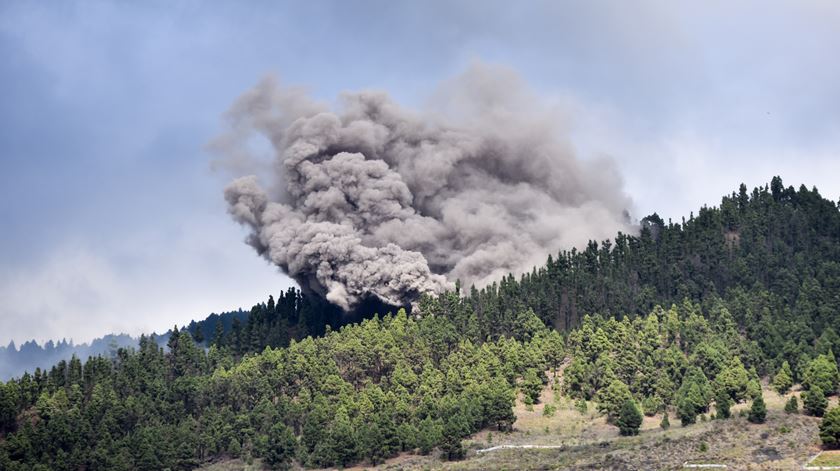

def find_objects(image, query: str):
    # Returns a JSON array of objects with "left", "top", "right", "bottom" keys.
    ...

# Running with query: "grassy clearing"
[
  {"left": 197, "top": 458, "right": 263, "bottom": 471},
  {"left": 811, "top": 450, "right": 840, "bottom": 467}
]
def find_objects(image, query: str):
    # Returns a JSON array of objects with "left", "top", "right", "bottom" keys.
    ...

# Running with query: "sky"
[{"left": 1, "top": 0, "right": 839, "bottom": 345}]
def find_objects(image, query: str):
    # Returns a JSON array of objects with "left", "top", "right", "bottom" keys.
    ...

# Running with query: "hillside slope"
[{"left": 2, "top": 179, "right": 840, "bottom": 470}]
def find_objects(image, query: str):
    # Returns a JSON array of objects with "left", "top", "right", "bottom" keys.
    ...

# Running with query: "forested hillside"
[
  {"left": 500, "top": 178, "right": 840, "bottom": 378},
  {"left": 1, "top": 178, "right": 840, "bottom": 470},
  {"left": 228, "top": 178, "right": 840, "bottom": 377},
  {"left": 0, "top": 307, "right": 554, "bottom": 470}
]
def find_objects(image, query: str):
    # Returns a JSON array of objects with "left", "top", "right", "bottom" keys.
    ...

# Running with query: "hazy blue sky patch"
[{"left": 1, "top": 0, "right": 839, "bottom": 344}]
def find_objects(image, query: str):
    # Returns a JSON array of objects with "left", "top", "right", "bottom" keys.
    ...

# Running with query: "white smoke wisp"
[{"left": 214, "top": 64, "right": 635, "bottom": 311}]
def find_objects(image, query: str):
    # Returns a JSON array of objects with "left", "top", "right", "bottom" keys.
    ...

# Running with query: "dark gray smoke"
[{"left": 214, "top": 64, "right": 635, "bottom": 311}]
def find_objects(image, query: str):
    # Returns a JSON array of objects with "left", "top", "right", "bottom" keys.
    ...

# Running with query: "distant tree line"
[{"left": 0, "top": 310, "right": 249, "bottom": 381}]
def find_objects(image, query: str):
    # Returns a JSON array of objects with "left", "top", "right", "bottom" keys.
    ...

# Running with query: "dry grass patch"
[
  {"left": 197, "top": 459, "right": 263, "bottom": 471},
  {"left": 810, "top": 450, "right": 840, "bottom": 467}
]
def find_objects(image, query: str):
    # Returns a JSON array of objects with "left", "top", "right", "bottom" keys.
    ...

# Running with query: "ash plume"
[{"left": 214, "top": 64, "right": 635, "bottom": 311}]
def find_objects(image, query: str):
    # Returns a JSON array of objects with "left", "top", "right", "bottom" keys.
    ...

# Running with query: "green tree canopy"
[
  {"left": 596, "top": 379, "right": 633, "bottom": 423},
  {"left": 803, "top": 354, "right": 840, "bottom": 395},
  {"left": 616, "top": 399, "right": 643, "bottom": 436},
  {"left": 784, "top": 396, "right": 799, "bottom": 414},
  {"left": 820, "top": 407, "right": 840, "bottom": 449},
  {"left": 748, "top": 394, "right": 767, "bottom": 424},
  {"left": 772, "top": 361, "right": 793, "bottom": 395},
  {"left": 804, "top": 386, "right": 829, "bottom": 417}
]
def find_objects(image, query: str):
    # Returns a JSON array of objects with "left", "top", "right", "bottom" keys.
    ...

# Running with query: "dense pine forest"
[
  {"left": 2, "top": 178, "right": 840, "bottom": 470},
  {"left": 223, "top": 177, "right": 840, "bottom": 378}
]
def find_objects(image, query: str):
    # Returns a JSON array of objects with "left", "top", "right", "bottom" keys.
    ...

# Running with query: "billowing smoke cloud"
[{"left": 214, "top": 64, "right": 635, "bottom": 311}]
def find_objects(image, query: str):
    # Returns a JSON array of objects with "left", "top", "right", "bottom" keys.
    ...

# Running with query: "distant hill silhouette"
[{"left": 0, "top": 309, "right": 248, "bottom": 380}]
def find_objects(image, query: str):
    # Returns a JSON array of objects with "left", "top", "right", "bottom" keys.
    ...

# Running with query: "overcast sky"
[{"left": 2, "top": 0, "right": 839, "bottom": 345}]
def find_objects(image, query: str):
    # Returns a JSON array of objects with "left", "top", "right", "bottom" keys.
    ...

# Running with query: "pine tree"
[
  {"left": 616, "top": 399, "right": 643, "bottom": 436},
  {"left": 231, "top": 318, "right": 243, "bottom": 354},
  {"left": 0, "top": 383, "right": 17, "bottom": 433},
  {"left": 265, "top": 423, "right": 297, "bottom": 470},
  {"left": 803, "top": 354, "right": 840, "bottom": 395},
  {"left": 192, "top": 326, "right": 205, "bottom": 345},
  {"left": 641, "top": 396, "right": 663, "bottom": 417},
  {"left": 227, "top": 438, "right": 241, "bottom": 458},
  {"left": 521, "top": 369, "right": 543, "bottom": 405},
  {"left": 714, "top": 357, "right": 750, "bottom": 403},
  {"left": 715, "top": 387, "right": 732, "bottom": 419},
  {"left": 677, "top": 380, "right": 706, "bottom": 426},
  {"left": 678, "top": 393, "right": 699, "bottom": 426},
  {"left": 485, "top": 378, "right": 516, "bottom": 431},
  {"left": 748, "top": 394, "right": 767, "bottom": 424},
  {"left": 746, "top": 378, "right": 762, "bottom": 400},
  {"left": 212, "top": 320, "right": 224, "bottom": 347},
  {"left": 440, "top": 414, "right": 467, "bottom": 461},
  {"left": 772, "top": 361, "right": 793, "bottom": 395},
  {"left": 328, "top": 410, "right": 357, "bottom": 467},
  {"left": 135, "top": 432, "right": 162, "bottom": 471},
  {"left": 167, "top": 325, "right": 180, "bottom": 352},
  {"left": 596, "top": 379, "right": 633, "bottom": 423},
  {"left": 678, "top": 366, "right": 712, "bottom": 412},
  {"left": 417, "top": 417, "right": 442, "bottom": 455},
  {"left": 820, "top": 407, "right": 840, "bottom": 449},
  {"left": 804, "top": 386, "right": 828, "bottom": 417},
  {"left": 784, "top": 395, "right": 799, "bottom": 414}
]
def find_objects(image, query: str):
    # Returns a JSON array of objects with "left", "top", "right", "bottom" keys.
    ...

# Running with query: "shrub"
[
  {"left": 543, "top": 404, "right": 557, "bottom": 417},
  {"left": 660, "top": 413, "right": 670, "bottom": 430},
  {"left": 617, "top": 399, "right": 643, "bottom": 436},
  {"left": 748, "top": 394, "right": 767, "bottom": 424},
  {"left": 784, "top": 396, "right": 799, "bottom": 414}
]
